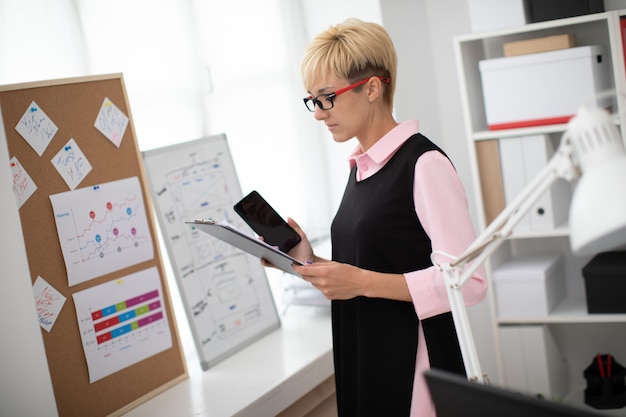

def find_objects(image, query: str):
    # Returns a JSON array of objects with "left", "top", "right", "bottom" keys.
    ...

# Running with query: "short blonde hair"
[{"left": 301, "top": 18, "right": 397, "bottom": 110}]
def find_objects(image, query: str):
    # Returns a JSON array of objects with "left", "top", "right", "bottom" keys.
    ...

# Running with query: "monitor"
[{"left": 424, "top": 369, "right": 602, "bottom": 417}]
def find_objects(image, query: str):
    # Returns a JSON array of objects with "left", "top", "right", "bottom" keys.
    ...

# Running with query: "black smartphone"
[{"left": 233, "top": 190, "right": 301, "bottom": 253}]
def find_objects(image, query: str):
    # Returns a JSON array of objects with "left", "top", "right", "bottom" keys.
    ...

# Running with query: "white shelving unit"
[{"left": 454, "top": 10, "right": 626, "bottom": 415}]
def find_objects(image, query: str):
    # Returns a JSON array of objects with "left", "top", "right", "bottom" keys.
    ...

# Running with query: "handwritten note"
[
  {"left": 32, "top": 276, "right": 66, "bottom": 332},
  {"left": 15, "top": 101, "right": 58, "bottom": 156},
  {"left": 51, "top": 138, "right": 93, "bottom": 190},
  {"left": 94, "top": 97, "right": 129, "bottom": 148},
  {"left": 10, "top": 156, "right": 37, "bottom": 208}
]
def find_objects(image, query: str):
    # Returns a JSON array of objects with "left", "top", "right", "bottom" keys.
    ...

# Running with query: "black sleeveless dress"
[{"left": 330, "top": 133, "right": 465, "bottom": 417}]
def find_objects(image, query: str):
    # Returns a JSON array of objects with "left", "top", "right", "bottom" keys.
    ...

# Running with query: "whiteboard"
[{"left": 142, "top": 135, "right": 280, "bottom": 370}]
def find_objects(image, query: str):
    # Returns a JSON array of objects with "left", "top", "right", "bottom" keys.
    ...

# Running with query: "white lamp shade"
[
  {"left": 569, "top": 156, "right": 626, "bottom": 255},
  {"left": 567, "top": 105, "right": 626, "bottom": 255}
]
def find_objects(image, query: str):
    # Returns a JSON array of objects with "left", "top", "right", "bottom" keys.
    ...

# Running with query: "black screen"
[
  {"left": 425, "top": 369, "right": 602, "bottom": 417},
  {"left": 234, "top": 191, "right": 301, "bottom": 253}
]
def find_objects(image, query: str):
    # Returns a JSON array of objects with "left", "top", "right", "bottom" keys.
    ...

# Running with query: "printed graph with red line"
[
  {"left": 73, "top": 267, "right": 172, "bottom": 383},
  {"left": 50, "top": 176, "right": 154, "bottom": 286}
]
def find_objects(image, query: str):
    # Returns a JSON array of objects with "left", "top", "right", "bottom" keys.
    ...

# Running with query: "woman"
[{"left": 281, "top": 18, "right": 487, "bottom": 417}]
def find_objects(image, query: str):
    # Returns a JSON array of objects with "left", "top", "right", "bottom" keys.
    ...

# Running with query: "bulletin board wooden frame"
[{"left": 0, "top": 74, "right": 187, "bottom": 417}]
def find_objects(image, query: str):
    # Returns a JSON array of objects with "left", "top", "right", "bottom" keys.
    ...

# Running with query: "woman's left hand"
[{"left": 292, "top": 261, "right": 366, "bottom": 300}]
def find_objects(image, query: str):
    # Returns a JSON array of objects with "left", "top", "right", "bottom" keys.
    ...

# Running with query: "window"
[{"left": 0, "top": 0, "right": 334, "bottom": 231}]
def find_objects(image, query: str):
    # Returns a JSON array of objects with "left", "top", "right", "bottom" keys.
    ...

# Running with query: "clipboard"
[{"left": 187, "top": 219, "right": 304, "bottom": 276}]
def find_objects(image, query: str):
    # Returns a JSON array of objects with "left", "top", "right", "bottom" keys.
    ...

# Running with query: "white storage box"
[
  {"left": 499, "top": 325, "right": 569, "bottom": 399},
  {"left": 493, "top": 254, "right": 565, "bottom": 318},
  {"left": 479, "top": 45, "right": 610, "bottom": 130}
]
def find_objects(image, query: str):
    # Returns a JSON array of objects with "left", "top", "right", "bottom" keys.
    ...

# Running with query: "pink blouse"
[{"left": 347, "top": 120, "right": 487, "bottom": 417}]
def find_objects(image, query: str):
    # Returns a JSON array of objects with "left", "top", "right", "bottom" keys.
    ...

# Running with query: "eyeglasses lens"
[{"left": 304, "top": 94, "right": 334, "bottom": 112}]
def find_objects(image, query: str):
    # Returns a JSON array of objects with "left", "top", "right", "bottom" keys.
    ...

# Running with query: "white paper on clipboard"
[{"left": 187, "top": 219, "right": 304, "bottom": 276}]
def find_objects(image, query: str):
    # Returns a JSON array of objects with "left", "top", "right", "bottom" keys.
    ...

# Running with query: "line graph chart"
[{"left": 50, "top": 176, "right": 154, "bottom": 286}]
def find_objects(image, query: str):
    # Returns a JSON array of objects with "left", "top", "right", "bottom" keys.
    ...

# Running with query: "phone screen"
[{"left": 233, "top": 190, "right": 301, "bottom": 253}]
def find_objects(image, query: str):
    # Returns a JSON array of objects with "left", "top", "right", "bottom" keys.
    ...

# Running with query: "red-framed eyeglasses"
[{"left": 303, "top": 75, "right": 391, "bottom": 112}]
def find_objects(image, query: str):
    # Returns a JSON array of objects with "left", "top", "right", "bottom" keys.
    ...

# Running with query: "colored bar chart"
[
  {"left": 91, "top": 290, "right": 161, "bottom": 335},
  {"left": 73, "top": 267, "right": 172, "bottom": 383},
  {"left": 95, "top": 309, "right": 163, "bottom": 343}
]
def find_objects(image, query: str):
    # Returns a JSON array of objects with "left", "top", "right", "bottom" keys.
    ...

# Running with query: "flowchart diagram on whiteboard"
[{"left": 142, "top": 134, "right": 280, "bottom": 370}]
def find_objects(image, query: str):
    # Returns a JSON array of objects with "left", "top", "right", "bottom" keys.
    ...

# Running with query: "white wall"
[
  {"left": 606, "top": 0, "right": 626, "bottom": 10},
  {"left": 0, "top": 110, "right": 57, "bottom": 415}
]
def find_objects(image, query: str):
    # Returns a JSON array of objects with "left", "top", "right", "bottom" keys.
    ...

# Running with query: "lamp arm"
[
  {"left": 452, "top": 160, "right": 559, "bottom": 282},
  {"left": 434, "top": 137, "right": 579, "bottom": 383},
  {"left": 453, "top": 137, "right": 578, "bottom": 280}
]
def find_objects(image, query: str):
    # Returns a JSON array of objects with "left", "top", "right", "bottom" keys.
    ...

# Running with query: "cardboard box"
[
  {"left": 503, "top": 34, "right": 576, "bottom": 57},
  {"left": 493, "top": 254, "right": 565, "bottom": 318},
  {"left": 476, "top": 140, "right": 505, "bottom": 224},
  {"left": 479, "top": 45, "right": 611, "bottom": 130},
  {"left": 582, "top": 251, "right": 626, "bottom": 314}
]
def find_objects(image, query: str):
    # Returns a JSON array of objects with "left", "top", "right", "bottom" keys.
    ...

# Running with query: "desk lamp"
[{"left": 432, "top": 103, "right": 626, "bottom": 383}]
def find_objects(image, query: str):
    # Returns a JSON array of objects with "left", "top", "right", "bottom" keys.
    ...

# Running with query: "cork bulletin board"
[{"left": 0, "top": 74, "right": 187, "bottom": 417}]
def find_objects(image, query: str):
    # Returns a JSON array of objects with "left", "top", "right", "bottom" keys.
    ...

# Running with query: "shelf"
[
  {"left": 457, "top": 10, "right": 620, "bottom": 137},
  {"left": 498, "top": 295, "right": 626, "bottom": 324},
  {"left": 472, "top": 114, "right": 622, "bottom": 141},
  {"left": 473, "top": 123, "right": 570, "bottom": 141},
  {"left": 457, "top": 9, "right": 626, "bottom": 399},
  {"left": 457, "top": 11, "right": 615, "bottom": 43}
]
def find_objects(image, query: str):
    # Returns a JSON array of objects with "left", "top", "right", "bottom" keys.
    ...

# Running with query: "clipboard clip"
[{"left": 193, "top": 218, "right": 216, "bottom": 224}]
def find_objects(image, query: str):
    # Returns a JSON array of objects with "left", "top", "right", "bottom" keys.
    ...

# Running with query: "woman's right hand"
[
  {"left": 260, "top": 217, "right": 315, "bottom": 269},
  {"left": 285, "top": 217, "right": 315, "bottom": 263}
]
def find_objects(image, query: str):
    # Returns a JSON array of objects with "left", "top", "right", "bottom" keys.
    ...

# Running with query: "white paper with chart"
[
  {"left": 49, "top": 176, "right": 154, "bottom": 286},
  {"left": 72, "top": 266, "right": 172, "bottom": 383}
]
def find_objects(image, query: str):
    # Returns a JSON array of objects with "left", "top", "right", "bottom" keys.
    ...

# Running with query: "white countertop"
[{"left": 123, "top": 272, "right": 334, "bottom": 417}]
